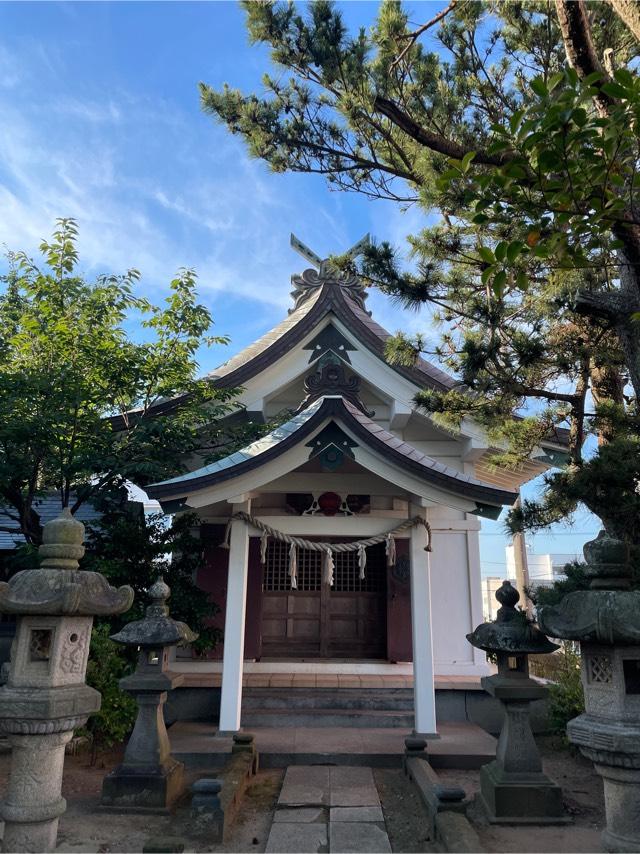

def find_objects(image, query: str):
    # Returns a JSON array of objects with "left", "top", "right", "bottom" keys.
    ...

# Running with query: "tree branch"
[
  {"left": 390, "top": 1, "right": 458, "bottom": 71},
  {"left": 604, "top": 0, "right": 640, "bottom": 43},
  {"left": 372, "top": 96, "right": 511, "bottom": 166}
]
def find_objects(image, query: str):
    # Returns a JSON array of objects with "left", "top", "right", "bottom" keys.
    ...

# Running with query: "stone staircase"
[{"left": 241, "top": 687, "right": 415, "bottom": 728}]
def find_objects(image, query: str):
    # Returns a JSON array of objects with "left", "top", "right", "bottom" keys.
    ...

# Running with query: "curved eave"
[
  {"left": 209, "top": 283, "right": 454, "bottom": 392},
  {"left": 146, "top": 396, "right": 517, "bottom": 512},
  {"left": 109, "top": 282, "right": 454, "bottom": 431}
]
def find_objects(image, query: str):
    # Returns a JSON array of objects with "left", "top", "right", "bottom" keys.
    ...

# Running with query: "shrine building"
[{"left": 146, "top": 236, "right": 565, "bottom": 737}]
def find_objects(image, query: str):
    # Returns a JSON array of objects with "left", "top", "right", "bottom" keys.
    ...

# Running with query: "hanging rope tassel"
[
  {"left": 323, "top": 547, "right": 335, "bottom": 587},
  {"left": 358, "top": 544, "right": 367, "bottom": 580},
  {"left": 289, "top": 542, "right": 298, "bottom": 590},
  {"left": 385, "top": 533, "right": 396, "bottom": 566},
  {"left": 260, "top": 531, "right": 269, "bottom": 564},
  {"left": 219, "top": 519, "right": 232, "bottom": 549}
]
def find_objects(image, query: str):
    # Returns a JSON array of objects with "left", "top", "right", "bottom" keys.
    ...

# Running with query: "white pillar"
[
  {"left": 410, "top": 505, "right": 437, "bottom": 737},
  {"left": 218, "top": 502, "right": 250, "bottom": 734}
]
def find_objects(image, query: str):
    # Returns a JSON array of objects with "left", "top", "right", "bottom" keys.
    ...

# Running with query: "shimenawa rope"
[{"left": 220, "top": 512, "right": 432, "bottom": 589}]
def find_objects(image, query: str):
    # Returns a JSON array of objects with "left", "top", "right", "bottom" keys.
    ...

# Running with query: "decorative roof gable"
[
  {"left": 303, "top": 324, "right": 356, "bottom": 365},
  {"left": 289, "top": 233, "right": 371, "bottom": 313}
]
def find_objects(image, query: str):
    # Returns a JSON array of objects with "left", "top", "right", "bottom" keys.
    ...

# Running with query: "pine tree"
[{"left": 200, "top": 1, "right": 640, "bottom": 545}]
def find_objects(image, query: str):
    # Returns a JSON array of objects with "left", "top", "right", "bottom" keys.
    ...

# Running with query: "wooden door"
[
  {"left": 328, "top": 544, "right": 387, "bottom": 658},
  {"left": 260, "top": 540, "right": 387, "bottom": 659},
  {"left": 261, "top": 541, "right": 323, "bottom": 657}
]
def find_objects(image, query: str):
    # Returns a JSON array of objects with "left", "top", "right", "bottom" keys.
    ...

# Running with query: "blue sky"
[{"left": 0, "top": 1, "right": 598, "bottom": 574}]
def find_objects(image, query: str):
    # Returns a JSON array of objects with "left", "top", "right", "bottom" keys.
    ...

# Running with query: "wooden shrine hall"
[{"left": 146, "top": 235, "right": 566, "bottom": 736}]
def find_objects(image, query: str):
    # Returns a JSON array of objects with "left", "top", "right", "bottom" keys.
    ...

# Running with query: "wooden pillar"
[
  {"left": 218, "top": 501, "right": 250, "bottom": 734},
  {"left": 409, "top": 505, "right": 437, "bottom": 737}
]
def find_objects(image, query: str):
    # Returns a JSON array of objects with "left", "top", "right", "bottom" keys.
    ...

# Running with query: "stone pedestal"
[
  {"left": 467, "top": 580, "right": 566, "bottom": 826},
  {"left": 101, "top": 680, "right": 185, "bottom": 812},
  {"left": 1, "top": 732, "right": 72, "bottom": 853},
  {"left": 478, "top": 674, "right": 566, "bottom": 824},
  {"left": 563, "top": 643, "right": 640, "bottom": 852},
  {"left": 538, "top": 529, "right": 640, "bottom": 852},
  {"left": 0, "top": 509, "right": 133, "bottom": 852}
]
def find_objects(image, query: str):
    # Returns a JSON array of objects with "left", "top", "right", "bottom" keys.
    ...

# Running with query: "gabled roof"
[
  {"left": 147, "top": 396, "right": 517, "bottom": 516},
  {"left": 207, "top": 280, "right": 454, "bottom": 392}
]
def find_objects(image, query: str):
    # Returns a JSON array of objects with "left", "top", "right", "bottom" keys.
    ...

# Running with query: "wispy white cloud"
[
  {"left": 54, "top": 97, "right": 123, "bottom": 123},
  {"left": 0, "top": 72, "right": 322, "bottom": 319}
]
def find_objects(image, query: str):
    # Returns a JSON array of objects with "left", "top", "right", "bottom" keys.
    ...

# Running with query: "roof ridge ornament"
[
  {"left": 296, "top": 355, "right": 375, "bottom": 417},
  {"left": 289, "top": 233, "right": 371, "bottom": 314}
]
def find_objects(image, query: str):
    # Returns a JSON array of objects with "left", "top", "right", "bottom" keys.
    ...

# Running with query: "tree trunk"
[{"left": 606, "top": 0, "right": 640, "bottom": 42}]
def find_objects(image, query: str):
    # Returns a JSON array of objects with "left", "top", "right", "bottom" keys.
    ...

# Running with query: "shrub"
[
  {"left": 82, "top": 622, "right": 137, "bottom": 764},
  {"left": 546, "top": 642, "right": 585, "bottom": 737}
]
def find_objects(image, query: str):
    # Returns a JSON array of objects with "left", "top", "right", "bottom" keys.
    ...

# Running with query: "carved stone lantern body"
[
  {"left": 0, "top": 510, "right": 133, "bottom": 853},
  {"left": 467, "top": 580, "right": 566, "bottom": 824},
  {"left": 101, "top": 577, "right": 197, "bottom": 812},
  {"left": 539, "top": 531, "right": 640, "bottom": 852}
]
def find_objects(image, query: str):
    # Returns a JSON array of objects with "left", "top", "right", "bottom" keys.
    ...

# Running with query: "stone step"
[
  {"left": 241, "top": 707, "right": 415, "bottom": 729},
  {"left": 242, "top": 687, "right": 414, "bottom": 712}
]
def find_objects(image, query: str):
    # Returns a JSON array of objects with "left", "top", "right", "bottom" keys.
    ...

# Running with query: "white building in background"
[
  {"left": 481, "top": 547, "right": 580, "bottom": 620},
  {"left": 505, "top": 545, "right": 577, "bottom": 588}
]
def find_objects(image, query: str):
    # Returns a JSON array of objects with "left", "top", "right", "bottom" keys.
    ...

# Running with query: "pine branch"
[
  {"left": 390, "top": 1, "right": 458, "bottom": 71},
  {"left": 372, "top": 96, "right": 511, "bottom": 167}
]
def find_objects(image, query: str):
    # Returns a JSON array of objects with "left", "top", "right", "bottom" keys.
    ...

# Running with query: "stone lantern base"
[
  {"left": 568, "top": 713, "right": 640, "bottom": 852},
  {"left": 101, "top": 758, "right": 185, "bottom": 814},
  {"left": 478, "top": 674, "right": 568, "bottom": 825},
  {"left": 479, "top": 761, "right": 566, "bottom": 825}
]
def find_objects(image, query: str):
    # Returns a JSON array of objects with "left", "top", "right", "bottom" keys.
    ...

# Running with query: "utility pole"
[{"left": 512, "top": 494, "right": 533, "bottom": 618}]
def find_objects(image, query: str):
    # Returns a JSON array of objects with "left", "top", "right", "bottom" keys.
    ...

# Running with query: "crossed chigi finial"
[
  {"left": 289, "top": 233, "right": 371, "bottom": 313},
  {"left": 290, "top": 233, "right": 370, "bottom": 278}
]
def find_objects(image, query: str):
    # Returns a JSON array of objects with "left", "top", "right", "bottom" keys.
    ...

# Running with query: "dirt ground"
[
  {"left": 0, "top": 746, "right": 283, "bottom": 854},
  {"left": 438, "top": 736, "right": 605, "bottom": 854},
  {"left": 374, "top": 768, "right": 441, "bottom": 853},
  {"left": 0, "top": 735, "right": 607, "bottom": 853}
]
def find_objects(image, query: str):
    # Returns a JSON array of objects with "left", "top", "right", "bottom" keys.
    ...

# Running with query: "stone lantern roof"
[
  {"left": 0, "top": 508, "right": 133, "bottom": 616},
  {"left": 110, "top": 577, "right": 198, "bottom": 648},
  {"left": 467, "top": 580, "right": 558, "bottom": 656}
]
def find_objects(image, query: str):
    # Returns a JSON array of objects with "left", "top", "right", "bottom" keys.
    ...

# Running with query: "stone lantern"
[
  {"left": 101, "top": 576, "right": 197, "bottom": 812},
  {"left": 467, "top": 580, "right": 566, "bottom": 824},
  {"left": 539, "top": 530, "right": 640, "bottom": 852},
  {"left": 0, "top": 509, "right": 133, "bottom": 853}
]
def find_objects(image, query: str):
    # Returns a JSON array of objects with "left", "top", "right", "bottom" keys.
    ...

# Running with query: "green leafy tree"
[
  {"left": 200, "top": 0, "right": 640, "bottom": 545},
  {"left": 82, "top": 495, "right": 220, "bottom": 652},
  {"left": 0, "top": 218, "right": 237, "bottom": 546}
]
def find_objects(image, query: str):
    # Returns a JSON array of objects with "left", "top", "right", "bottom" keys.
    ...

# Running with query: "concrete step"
[
  {"left": 241, "top": 707, "right": 415, "bottom": 729},
  {"left": 242, "top": 687, "right": 414, "bottom": 712},
  {"left": 170, "top": 721, "right": 497, "bottom": 770}
]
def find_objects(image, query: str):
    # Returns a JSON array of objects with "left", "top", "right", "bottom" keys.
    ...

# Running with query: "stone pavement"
[{"left": 265, "top": 766, "right": 392, "bottom": 853}]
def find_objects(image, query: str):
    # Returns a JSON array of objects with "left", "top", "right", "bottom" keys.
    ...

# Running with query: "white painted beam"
[
  {"left": 410, "top": 504, "right": 437, "bottom": 737},
  {"left": 218, "top": 500, "right": 250, "bottom": 734},
  {"left": 389, "top": 400, "right": 412, "bottom": 431}
]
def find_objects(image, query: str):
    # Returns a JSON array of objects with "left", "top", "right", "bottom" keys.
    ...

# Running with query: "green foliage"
[
  {"left": 509, "top": 434, "right": 640, "bottom": 544},
  {"left": 527, "top": 562, "right": 591, "bottom": 608},
  {"left": 82, "top": 494, "right": 220, "bottom": 653},
  {"left": 201, "top": 1, "right": 640, "bottom": 542},
  {"left": 443, "top": 66, "right": 640, "bottom": 293},
  {"left": 546, "top": 642, "right": 585, "bottom": 737},
  {"left": 0, "top": 219, "right": 238, "bottom": 545},
  {"left": 82, "top": 623, "right": 137, "bottom": 762}
]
